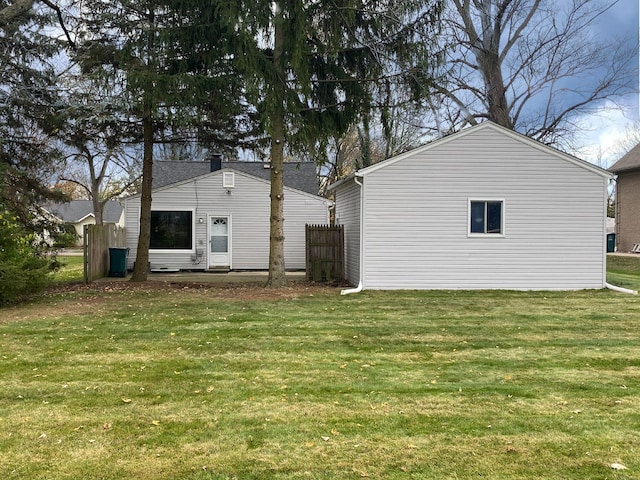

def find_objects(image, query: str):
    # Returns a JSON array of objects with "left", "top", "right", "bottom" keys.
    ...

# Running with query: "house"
[
  {"left": 44, "top": 200, "right": 124, "bottom": 246},
  {"left": 123, "top": 158, "right": 330, "bottom": 272},
  {"left": 609, "top": 143, "right": 640, "bottom": 253},
  {"left": 330, "top": 122, "right": 611, "bottom": 291}
]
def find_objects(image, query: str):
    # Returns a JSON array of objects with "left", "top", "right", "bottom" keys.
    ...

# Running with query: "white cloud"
[{"left": 570, "top": 100, "right": 638, "bottom": 168}]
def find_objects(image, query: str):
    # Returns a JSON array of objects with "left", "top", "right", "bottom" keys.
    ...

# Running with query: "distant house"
[
  {"left": 330, "top": 122, "right": 611, "bottom": 291},
  {"left": 123, "top": 159, "right": 330, "bottom": 272},
  {"left": 609, "top": 143, "right": 640, "bottom": 252},
  {"left": 44, "top": 200, "right": 124, "bottom": 246}
]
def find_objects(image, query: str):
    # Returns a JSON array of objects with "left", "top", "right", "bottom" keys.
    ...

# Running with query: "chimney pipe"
[{"left": 209, "top": 153, "right": 223, "bottom": 172}]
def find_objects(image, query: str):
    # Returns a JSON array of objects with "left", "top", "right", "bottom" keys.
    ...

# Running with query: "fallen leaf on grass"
[
  {"left": 151, "top": 420, "right": 161, "bottom": 426},
  {"left": 321, "top": 436, "right": 330, "bottom": 442},
  {"left": 611, "top": 463, "right": 628, "bottom": 470},
  {"left": 121, "top": 398, "right": 132, "bottom": 404}
]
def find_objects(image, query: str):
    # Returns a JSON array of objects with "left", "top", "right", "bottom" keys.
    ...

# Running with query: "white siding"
[
  {"left": 124, "top": 170, "right": 328, "bottom": 271},
  {"left": 359, "top": 126, "right": 608, "bottom": 290},
  {"left": 334, "top": 178, "right": 361, "bottom": 286}
]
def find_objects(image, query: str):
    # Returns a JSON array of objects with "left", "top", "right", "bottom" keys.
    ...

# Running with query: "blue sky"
[{"left": 575, "top": 0, "right": 639, "bottom": 165}]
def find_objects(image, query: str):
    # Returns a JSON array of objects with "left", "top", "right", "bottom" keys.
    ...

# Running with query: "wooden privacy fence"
[
  {"left": 305, "top": 224, "right": 344, "bottom": 282},
  {"left": 83, "top": 224, "right": 126, "bottom": 283}
]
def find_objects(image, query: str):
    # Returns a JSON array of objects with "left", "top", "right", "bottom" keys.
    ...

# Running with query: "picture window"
[{"left": 150, "top": 211, "right": 193, "bottom": 250}]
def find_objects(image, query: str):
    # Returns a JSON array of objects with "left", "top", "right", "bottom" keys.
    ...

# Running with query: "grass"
[
  {"left": 53, "top": 255, "right": 84, "bottom": 284},
  {"left": 1, "top": 259, "right": 639, "bottom": 479},
  {"left": 607, "top": 254, "right": 640, "bottom": 291}
]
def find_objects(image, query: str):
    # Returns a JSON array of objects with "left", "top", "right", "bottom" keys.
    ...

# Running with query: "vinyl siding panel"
[
  {"left": 334, "top": 179, "right": 361, "bottom": 286},
  {"left": 124, "top": 170, "right": 328, "bottom": 270},
  {"left": 360, "top": 126, "right": 608, "bottom": 290}
]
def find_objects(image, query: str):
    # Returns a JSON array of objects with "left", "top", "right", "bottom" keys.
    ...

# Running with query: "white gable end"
[{"left": 336, "top": 122, "right": 609, "bottom": 291}]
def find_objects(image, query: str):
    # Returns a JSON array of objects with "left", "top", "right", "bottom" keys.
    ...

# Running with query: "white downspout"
[
  {"left": 605, "top": 283, "right": 638, "bottom": 295},
  {"left": 341, "top": 175, "right": 364, "bottom": 295}
]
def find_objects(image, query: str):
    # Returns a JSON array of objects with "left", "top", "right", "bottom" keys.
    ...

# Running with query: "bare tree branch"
[{"left": 429, "top": 0, "right": 637, "bottom": 148}]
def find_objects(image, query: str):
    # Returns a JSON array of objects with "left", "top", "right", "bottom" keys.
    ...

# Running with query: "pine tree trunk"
[
  {"left": 130, "top": 110, "right": 153, "bottom": 282},
  {"left": 266, "top": 5, "right": 287, "bottom": 288}
]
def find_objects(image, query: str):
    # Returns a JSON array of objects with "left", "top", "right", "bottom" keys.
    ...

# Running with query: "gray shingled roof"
[
  {"left": 609, "top": 143, "right": 640, "bottom": 174},
  {"left": 45, "top": 200, "right": 123, "bottom": 223},
  {"left": 153, "top": 161, "right": 320, "bottom": 195}
]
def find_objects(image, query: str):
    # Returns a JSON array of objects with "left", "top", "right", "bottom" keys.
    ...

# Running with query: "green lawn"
[
  {"left": 1, "top": 259, "right": 639, "bottom": 479},
  {"left": 607, "top": 254, "right": 640, "bottom": 292},
  {"left": 53, "top": 255, "right": 84, "bottom": 284}
]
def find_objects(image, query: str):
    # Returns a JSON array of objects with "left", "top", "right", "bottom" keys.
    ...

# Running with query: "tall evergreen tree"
[
  {"left": 0, "top": 2, "right": 68, "bottom": 230},
  {"left": 222, "top": 0, "right": 444, "bottom": 286},
  {"left": 77, "top": 1, "right": 442, "bottom": 285},
  {"left": 76, "top": 0, "right": 256, "bottom": 281}
]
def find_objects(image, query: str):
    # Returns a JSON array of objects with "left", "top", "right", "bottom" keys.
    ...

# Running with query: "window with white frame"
[{"left": 469, "top": 200, "right": 504, "bottom": 235}]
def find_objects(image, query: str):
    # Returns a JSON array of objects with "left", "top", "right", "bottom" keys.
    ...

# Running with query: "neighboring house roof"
[
  {"left": 609, "top": 143, "right": 640, "bottom": 174},
  {"left": 153, "top": 160, "right": 320, "bottom": 195},
  {"left": 45, "top": 200, "right": 123, "bottom": 224}
]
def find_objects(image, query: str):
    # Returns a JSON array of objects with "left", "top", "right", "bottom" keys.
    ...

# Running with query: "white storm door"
[{"left": 209, "top": 216, "right": 230, "bottom": 267}]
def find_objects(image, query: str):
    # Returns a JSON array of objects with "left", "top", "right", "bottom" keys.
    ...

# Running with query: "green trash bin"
[
  {"left": 109, "top": 247, "right": 129, "bottom": 277},
  {"left": 607, "top": 233, "right": 616, "bottom": 253}
]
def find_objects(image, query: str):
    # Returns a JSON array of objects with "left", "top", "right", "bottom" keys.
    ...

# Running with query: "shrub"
[
  {"left": 0, "top": 210, "right": 54, "bottom": 306},
  {"left": 53, "top": 223, "right": 80, "bottom": 248}
]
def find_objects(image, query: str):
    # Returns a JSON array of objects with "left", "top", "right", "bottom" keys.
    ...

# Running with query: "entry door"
[{"left": 209, "top": 216, "right": 230, "bottom": 268}]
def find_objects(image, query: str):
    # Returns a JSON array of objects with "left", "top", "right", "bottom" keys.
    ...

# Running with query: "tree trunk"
[
  {"left": 130, "top": 110, "right": 153, "bottom": 282},
  {"left": 266, "top": 5, "right": 287, "bottom": 288},
  {"left": 479, "top": 51, "right": 513, "bottom": 129},
  {"left": 92, "top": 195, "right": 103, "bottom": 225}
]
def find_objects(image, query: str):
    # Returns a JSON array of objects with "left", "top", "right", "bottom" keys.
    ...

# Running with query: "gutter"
[{"left": 341, "top": 175, "right": 364, "bottom": 295}]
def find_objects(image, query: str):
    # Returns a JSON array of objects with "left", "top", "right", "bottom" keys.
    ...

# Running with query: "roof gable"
[
  {"left": 147, "top": 167, "right": 327, "bottom": 203},
  {"left": 609, "top": 142, "right": 640, "bottom": 174},
  {"left": 45, "top": 200, "right": 123, "bottom": 223},
  {"left": 356, "top": 122, "right": 611, "bottom": 179},
  {"left": 153, "top": 160, "right": 320, "bottom": 195}
]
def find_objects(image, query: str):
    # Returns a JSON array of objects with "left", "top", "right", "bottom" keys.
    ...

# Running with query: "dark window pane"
[
  {"left": 150, "top": 211, "right": 192, "bottom": 249},
  {"left": 486, "top": 202, "right": 502, "bottom": 233},
  {"left": 470, "top": 201, "right": 485, "bottom": 233}
]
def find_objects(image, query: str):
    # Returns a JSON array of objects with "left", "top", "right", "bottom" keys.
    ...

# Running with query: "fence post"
[{"left": 83, "top": 225, "right": 90, "bottom": 284}]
